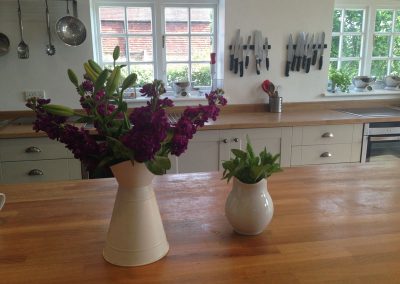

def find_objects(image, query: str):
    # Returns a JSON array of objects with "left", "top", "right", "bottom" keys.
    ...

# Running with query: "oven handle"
[{"left": 370, "top": 136, "right": 400, "bottom": 142}]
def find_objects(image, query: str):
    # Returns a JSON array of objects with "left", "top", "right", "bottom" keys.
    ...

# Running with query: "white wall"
[{"left": 0, "top": 0, "right": 398, "bottom": 111}]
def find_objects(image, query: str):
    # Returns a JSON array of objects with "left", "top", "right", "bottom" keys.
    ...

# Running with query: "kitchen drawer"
[
  {"left": 291, "top": 144, "right": 353, "bottom": 165},
  {"left": 0, "top": 137, "right": 73, "bottom": 162},
  {"left": 1, "top": 159, "right": 81, "bottom": 184},
  {"left": 292, "top": 125, "right": 357, "bottom": 146}
]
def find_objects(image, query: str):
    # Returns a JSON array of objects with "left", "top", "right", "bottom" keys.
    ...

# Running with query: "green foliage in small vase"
[
  {"left": 329, "top": 67, "right": 352, "bottom": 92},
  {"left": 222, "top": 137, "right": 281, "bottom": 184}
]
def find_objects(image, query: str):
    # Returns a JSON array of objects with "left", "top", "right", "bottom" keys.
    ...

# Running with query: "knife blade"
[
  {"left": 318, "top": 32, "right": 325, "bottom": 70},
  {"left": 264, "top": 37, "right": 269, "bottom": 70},
  {"left": 254, "top": 31, "right": 260, "bottom": 75},
  {"left": 312, "top": 33, "right": 319, "bottom": 65},
  {"left": 257, "top": 30, "right": 264, "bottom": 75},
  {"left": 244, "top": 35, "right": 251, "bottom": 69},
  {"left": 301, "top": 33, "right": 309, "bottom": 70},
  {"left": 233, "top": 29, "right": 241, "bottom": 74},
  {"left": 286, "top": 34, "right": 294, "bottom": 77},
  {"left": 306, "top": 34, "right": 314, "bottom": 73},
  {"left": 293, "top": 33, "right": 302, "bottom": 71},
  {"left": 239, "top": 37, "right": 244, "bottom": 77}
]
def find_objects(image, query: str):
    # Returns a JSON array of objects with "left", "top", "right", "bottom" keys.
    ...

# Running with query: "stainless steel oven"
[{"left": 361, "top": 122, "right": 400, "bottom": 162}]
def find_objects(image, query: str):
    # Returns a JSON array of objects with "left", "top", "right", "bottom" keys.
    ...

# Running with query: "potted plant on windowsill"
[
  {"left": 26, "top": 46, "right": 227, "bottom": 267},
  {"left": 328, "top": 67, "right": 351, "bottom": 93},
  {"left": 222, "top": 137, "right": 281, "bottom": 235}
]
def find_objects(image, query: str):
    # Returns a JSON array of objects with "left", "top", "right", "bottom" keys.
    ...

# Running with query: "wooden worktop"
[
  {"left": 1, "top": 162, "right": 400, "bottom": 283},
  {"left": 2, "top": 99, "right": 400, "bottom": 138}
]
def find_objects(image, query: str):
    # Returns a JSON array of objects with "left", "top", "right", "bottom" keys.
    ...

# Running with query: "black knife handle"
[
  {"left": 234, "top": 59, "right": 239, "bottom": 74},
  {"left": 291, "top": 57, "right": 296, "bottom": 71},
  {"left": 256, "top": 59, "right": 260, "bottom": 75},
  {"left": 318, "top": 55, "right": 323, "bottom": 70},
  {"left": 312, "top": 50, "right": 317, "bottom": 65},
  {"left": 296, "top": 56, "right": 301, "bottom": 71},
  {"left": 306, "top": 58, "right": 311, "bottom": 73},
  {"left": 229, "top": 55, "right": 234, "bottom": 71},
  {"left": 285, "top": 61, "right": 290, "bottom": 77},
  {"left": 266, "top": 58, "right": 269, "bottom": 70},
  {"left": 302, "top": 55, "right": 307, "bottom": 69},
  {"left": 240, "top": 62, "right": 244, "bottom": 77},
  {"left": 245, "top": 56, "right": 249, "bottom": 69}
]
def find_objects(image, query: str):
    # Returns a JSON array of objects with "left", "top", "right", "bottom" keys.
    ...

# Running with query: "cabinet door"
[{"left": 176, "top": 130, "right": 221, "bottom": 173}]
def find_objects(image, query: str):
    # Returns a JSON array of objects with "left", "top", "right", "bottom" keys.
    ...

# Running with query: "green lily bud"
[
  {"left": 106, "top": 67, "right": 121, "bottom": 96},
  {"left": 113, "top": 46, "right": 120, "bottom": 62},
  {"left": 42, "top": 104, "right": 75, "bottom": 117},
  {"left": 67, "top": 69, "right": 79, "bottom": 88}
]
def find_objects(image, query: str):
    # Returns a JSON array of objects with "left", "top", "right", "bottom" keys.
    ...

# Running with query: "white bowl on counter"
[
  {"left": 384, "top": 75, "right": 400, "bottom": 90},
  {"left": 352, "top": 76, "right": 376, "bottom": 91}
]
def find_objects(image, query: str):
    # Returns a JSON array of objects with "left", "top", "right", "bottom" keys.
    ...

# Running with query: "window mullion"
[{"left": 188, "top": 7, "right": 192, "bottom": 83}]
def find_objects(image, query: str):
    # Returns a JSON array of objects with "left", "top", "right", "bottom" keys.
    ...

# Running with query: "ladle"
[{"left": 17, "top": 0, "right": 29, "bottom": 59}]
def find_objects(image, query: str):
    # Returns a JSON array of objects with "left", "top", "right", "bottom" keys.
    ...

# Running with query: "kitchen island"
[{"left": 1, "top": 162, "right": 400, "bottom": 283}]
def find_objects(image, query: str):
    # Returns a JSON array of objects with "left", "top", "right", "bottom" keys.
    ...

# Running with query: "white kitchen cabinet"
[
  {"left": 174, "top": 127, "right": 292, "bottom": 174},
  {"left": 291, "top": 124, "right": 363, "bottom": 166},
  {"left": 0, "top": 137, "right": 82, "bottom": 184}
]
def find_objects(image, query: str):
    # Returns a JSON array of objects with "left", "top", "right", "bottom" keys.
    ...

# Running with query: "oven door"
[{"left": 365, "top": 135, "right": 400, "bottom": 162}]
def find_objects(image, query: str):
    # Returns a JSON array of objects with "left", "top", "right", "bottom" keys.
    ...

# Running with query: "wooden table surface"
[{"left": 1, "top": 162, "right": 400, "bottom": 283}]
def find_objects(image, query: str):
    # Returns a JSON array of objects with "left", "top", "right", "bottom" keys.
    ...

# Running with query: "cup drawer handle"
[
  {"left": 321, "top": 132, "right": 334, "bottom": 138},
  {"left": 25, "top": 146, "right": 42, "bottom": 153},
  {"left": 28, "top": 169, "right": 44, "bottom": 176},
  {"left": 320, "top": 152, "right": 332, "bottom": 158}
]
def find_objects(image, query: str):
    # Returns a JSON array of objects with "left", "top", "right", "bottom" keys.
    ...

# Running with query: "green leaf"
[
  {"left": 121, "top": 73, "right": 137, "bottom": 93},
  {"left": 231, "top": 148, "right": 247, "bottom": 159},
  {"left": 146, "top": 155, "right": 171, "bottom": 175},
  {"left": 106, "top": 136, "right": 133, "bottom": 161}
]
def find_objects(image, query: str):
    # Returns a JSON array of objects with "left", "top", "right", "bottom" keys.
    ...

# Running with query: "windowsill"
[
  {"left": 124, "top": 93, "right": 207, "bottom": 106},
  {"left": 324, "top": 88, "right": 400, "bottom": 97}
]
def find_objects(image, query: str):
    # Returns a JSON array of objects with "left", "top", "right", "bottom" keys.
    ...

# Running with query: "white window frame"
[{"left": 91, "top": 0, "right": 220, "bottom": 94}]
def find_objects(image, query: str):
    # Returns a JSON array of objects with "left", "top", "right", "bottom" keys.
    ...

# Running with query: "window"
[{"left": 92, "top": 1, "right": 218, "bottom": 92}]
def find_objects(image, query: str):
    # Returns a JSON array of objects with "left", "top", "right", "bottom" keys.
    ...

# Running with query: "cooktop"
[{"left": 336, "top": 106, "right": 400, "bottom": 117}]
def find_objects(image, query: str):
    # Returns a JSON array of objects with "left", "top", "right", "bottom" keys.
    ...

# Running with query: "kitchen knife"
[
  {"left": 312, "top": 33, "right": 319, "bottom": 65},
  {"left": 293, "top": 33, "right": 303, "bottom": 72},
  {"left": 254, "top": 31, "right": 260, "bottom": 75},
  {"left": 306, "top": 34, "right": 314, "bottom": 73},
  {"left": 229, "top": 38, "right": 235, "bottom": 71},
  {"left": 286, "top": 34, "right": 294, "bottom": 77},
  {"left": 239, "top": 37, "right": 244, "bottom": 77},
  {"left": 233, "top": 29, "right": 241, "bottom": 73},
  {"left": 264, "top": 37, "right": 269, "bottom": 70},
  {"left": 258, "top": 30, "right": 264, "bottom": 74},
  {"left": 244, "top": 35, "right": 251, "bottom": 69},
  {"left": 318, "top": 32, "right": 325, "bottom": 70},
  {"left": 301, "top": 33, "right": 308, "bottom": 70}
]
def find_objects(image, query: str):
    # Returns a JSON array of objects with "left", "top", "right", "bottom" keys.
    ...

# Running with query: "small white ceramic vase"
[
  {"left": 103, "top": 160, "right": 169, "bottom": 266},
  {"left": 225, "top": 177, "right": 274, "bottom": 235}
]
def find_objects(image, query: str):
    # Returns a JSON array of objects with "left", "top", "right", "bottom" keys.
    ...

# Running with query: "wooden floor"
[{"left": 1, "top": 161, "right": 400, "bottom": 283}]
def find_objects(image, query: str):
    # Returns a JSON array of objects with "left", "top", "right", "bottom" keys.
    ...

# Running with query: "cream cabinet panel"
[
  {"left": 291, "top": 144, "right": 352, "bottom": 165},
  {"left": 292, "top": 125, "right": 355, "bottom": 146}
]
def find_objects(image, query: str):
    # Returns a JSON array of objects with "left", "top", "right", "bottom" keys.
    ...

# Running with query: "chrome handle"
[
  {"left": 370, "top": 136, "right": 400, "bottom": 142},
  {"left": 25, "top": 146, "right": 42, "bottom": 153},
  {"left": 322, "top": 132, "right": 334, "bottom": 138},
  {"left": 233, "top": 138, "right": 239, "bottom": 143},
  {"left": 222, "top": 138, "right": 228, "bottom": 144},
  {"left": 320, "top": 152, "right": 332, "bottom": 158},
  {"left": 28, "top": 169, "right": 44, "bottom": 176}
]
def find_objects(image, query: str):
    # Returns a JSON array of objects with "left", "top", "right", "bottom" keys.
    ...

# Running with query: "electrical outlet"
[{"left": 24, "top": 90, "right": 46, "bottom": 101}]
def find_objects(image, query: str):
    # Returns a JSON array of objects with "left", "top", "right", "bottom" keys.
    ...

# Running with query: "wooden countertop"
[{"left": 1, "top": 162, "right": 400, "bottom": 283}]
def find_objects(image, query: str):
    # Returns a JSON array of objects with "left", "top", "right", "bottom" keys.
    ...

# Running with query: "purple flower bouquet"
[{"left": 26, "top": 46, "right": 227, "bottom": 175}]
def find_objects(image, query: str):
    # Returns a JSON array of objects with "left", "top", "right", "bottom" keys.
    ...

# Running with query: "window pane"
[
  {"left": 191, "top": 36, "right": 212, "bottom": 61},
  {"left": 344, "top": 10, "right": 363, "bottom": 32},
  {"left": 391, "top": 60, "right": 400, "bottom": 74},
  {"left": 371, "top": 60, "right": 388, "bottom": 79},
  {"left": 375, "top": 10, "right": 394, "bottom": 32},
  {"left": 394, "top": 36, "right": 400, "bottom": 57},
  {"left": 167, "top": 64, "right": 189, "bottom": 85},
  {"left": 101, "top": 37, "right": 127, "bottom": 62},
  {"left": 128, "top": 37, "right": 153, "bottom": 62},
  {"left": 131, "top": 64, "right": 154, "bottom": 86},
  {"left": 166, "top": 36, "right": 189, "bottom": 61},
  {"left": 165, "top": 8, "right": 188, "bottom": 34},
  {"left": 191, "top": 63, "right": 211, "bottom": 86},
  {"left": 127, "top": 7, "right": 152, "bottom": 34},
  {"left": 342, "top": 35, "right": 361, "bottom": 57},
  {"left": 332, "top": 10, "right": 342, "bottom": 32},
  {"left": 373, "top": 35, "right": 390, "bottom": 57},
  {"left": 191, "top": 8, "right": 213, "bottom": 34},
  {"left": 329, "top": 61, "right": 338, "bottom": 70},
  {"left": 330, "top": 36, "right": 339, "bottom": 58},
  {"left": 99, "top": 7, "right": 125, "bottom": 34},
  {"left": 341, "top": 61, "right": 359, "bottom": 78},
  {"left": 395, "top": 11, "right": 400, "bottom": 32}
]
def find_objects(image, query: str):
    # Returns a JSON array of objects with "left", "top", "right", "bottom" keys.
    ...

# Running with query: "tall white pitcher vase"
[
  {"left": 225, "top": 177, "right": 274, "bottom": 235},
  {"left": 103, "top": 160, "right": 169, "bottom": 266}
]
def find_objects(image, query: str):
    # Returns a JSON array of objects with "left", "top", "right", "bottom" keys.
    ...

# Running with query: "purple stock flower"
[{"left": 82, "top": 80, "right": 94, "bottom": 92}]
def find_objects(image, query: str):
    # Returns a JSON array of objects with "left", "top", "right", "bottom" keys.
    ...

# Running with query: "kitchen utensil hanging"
[
  {"left": 17, "top": 0, "right": 29, "bottom": 59},
  {"left": 0, "top": 33, "right": 10, "bottom": 56},
  {"left": 56, "top": 0, "right": 86, "bottom": 46},
  {"left": 45, "top": 0, "right": 56, "bottom": 56}
]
